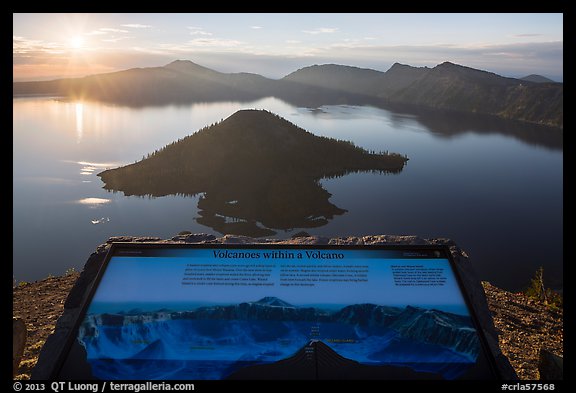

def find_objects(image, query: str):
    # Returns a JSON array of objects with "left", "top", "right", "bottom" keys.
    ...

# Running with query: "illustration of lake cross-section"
[
  {"left": 98, "top": 110, "right": 408, "bottom": 236},
  {"left": 77, "top": 296, "right": 481, "bottom": 380}
]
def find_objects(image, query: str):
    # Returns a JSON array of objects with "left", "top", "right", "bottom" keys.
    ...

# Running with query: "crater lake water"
[{"left": 13, "top": 97, "right": 562, "bottom": 291}]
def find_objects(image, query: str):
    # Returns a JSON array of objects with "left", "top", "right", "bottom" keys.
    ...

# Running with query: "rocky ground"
[
  {"left": 13, "top": 272, "right": 79, "bottom": 379},
  {"left": 482, "top": 282, "right": 563, "bottom": 380},
  {"left": 12, "top": 273, "right": 562, "bottom": 380}
]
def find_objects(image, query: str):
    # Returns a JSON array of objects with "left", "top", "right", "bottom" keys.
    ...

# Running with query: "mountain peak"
[
  {"left": 434, "top": 61, "right": 472, "bottom": 71},
  {"left": 430, "top": 61, "right": 509, "bottom": 82},
  {"left": 520, "top": 74, "right": 555, "bottom": 84},
  {"left": 165, "top": 59, "right": 198, "bottom": 68},
  {"left": 253, "top": 297, "right": 295, "bottom": 308},
  {"left": 164, "top": 60, "right": 216, "bottom": 74},
  {"left": 388, "top": 62, "right": 415, "bottom": 71},
  {"left": 227, "top": 108, "right": 274, "bottom": 119}
]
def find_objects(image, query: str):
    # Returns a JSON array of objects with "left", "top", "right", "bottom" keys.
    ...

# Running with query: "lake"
[{"left": 13, "top": 97, "right": 563, "bottom": 291}]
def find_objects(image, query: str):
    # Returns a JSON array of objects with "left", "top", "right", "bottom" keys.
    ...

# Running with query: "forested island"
[{"left": 98, "top": 110, "right": 408, "bottom": 236}]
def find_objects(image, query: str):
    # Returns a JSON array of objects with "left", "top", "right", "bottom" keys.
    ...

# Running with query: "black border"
[{"left": 51, "top": 242, "right": 502, "bottom": 380}]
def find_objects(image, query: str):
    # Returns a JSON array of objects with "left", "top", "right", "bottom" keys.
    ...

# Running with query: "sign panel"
[{"left": 55, "top": 243, "right": 499, "bottom": 380}]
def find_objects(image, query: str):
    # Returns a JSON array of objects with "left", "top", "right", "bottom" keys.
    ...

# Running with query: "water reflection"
[
  {"left": 103, "top": 169, "right": 405, "bottom": 238},
  {"left": 289, "top": 98, "right": 563, "bottom": 151},
  {"left": 77, "top": 197, "right": 110, "bottom": 206},
  {"left": 91, "top": 217, "right": 110, "bottom": 225},
  {"left": 62, "top": 160, "right": 123, "bottom": 176},
  {"left": 77, "top": 161, "right": 120, "bottom": 169},
  {"left": 80, "top": 165, "right": 97, "bottom": 176},
  {"left": 194, "top": 174, "right": 350, "bottom": 237},
  {"left": 13, "top": 97, "right": 563, "bottom": 290},
  {"left": 398, "top": 107, "right": 563, "bottom": 151},
  {"left": 73, "top": 95, "right": 562, "bottom": 151},
  {"left": 75, "top": 102, "right": 83, "bottom": 143}
]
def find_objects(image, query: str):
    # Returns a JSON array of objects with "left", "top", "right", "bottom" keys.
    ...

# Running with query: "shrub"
[{"left": 525, "top": 266, "right": 562, "bottom": 310}]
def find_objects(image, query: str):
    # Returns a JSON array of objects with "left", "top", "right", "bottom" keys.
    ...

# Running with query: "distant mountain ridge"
[
  {"left": 13, "top": 60, "right": 276, "bottom": 104},
  {"left": 13, "top": 59, "right": 562, "bottom": 128},
  {"left": 388, "top": 62, "right": 562, "bottom": 128},
  {"left": 282, "top": 62, "right": 430, "bottom": 97}
]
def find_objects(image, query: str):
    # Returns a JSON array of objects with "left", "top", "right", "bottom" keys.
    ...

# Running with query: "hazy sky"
[{"left": 13, "top": 13, "right": 563, "bottom": 81}]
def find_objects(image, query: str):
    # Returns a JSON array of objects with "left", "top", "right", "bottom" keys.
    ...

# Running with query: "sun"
[{"left": 69, "top": 36, "right": 85, "bottom": 50}]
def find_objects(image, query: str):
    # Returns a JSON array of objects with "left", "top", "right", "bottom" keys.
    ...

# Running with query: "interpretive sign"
[{"left": 53, "top": 243, "right": 500, "bottom": 380}]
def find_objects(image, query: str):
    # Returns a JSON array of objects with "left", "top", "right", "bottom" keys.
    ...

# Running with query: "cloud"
[
  {"left": 131, "top": 46, "right": 172, "bottom": 56},
  {"left": 317, "top": 40, "right": 562, "bottom": 61},
  {"left": 87, "top": 27, "right": 129, "bottom": 36},
  {"left": 13, "top": 36, "right": 65, "bottom": 56},
  {"left": 251, "top": 26, "right": 263, "bottom": 29},
  {"left": 302, "top": 27, "right": 338, "bottom": 34},
  {"left": 121, "top": 24, "right": 151, "bottom": 29},
  {"left": 286, "top": 40, "right": 301, "bottom": 44},
  {"left": 99, "top": 28, "right": 129, "bottom": 33},
  {"left": 187, "top": 26, "right": 213, "bottom": 36},
  {"left": 190, "top": 31, "right": 212, "bottom": 36},
  {"left": 86, "top": 30, "right": 108, "bottom": 36},
  {"left": 513, "top": 33, "right": 543, "bottom": 38},
  {"left": 153, "top": 38, "right": 246, "bottom": 55},
  {"left": 101, "top": 37, "right": 132, "bottom": 43},
  {"left": 186, "top": 38, "right": 243, "bottom": 47}
]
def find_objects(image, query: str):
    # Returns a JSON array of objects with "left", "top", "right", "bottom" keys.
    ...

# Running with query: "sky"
[{"left": 13, "top": 13, "right": 563, "bottom": 82}]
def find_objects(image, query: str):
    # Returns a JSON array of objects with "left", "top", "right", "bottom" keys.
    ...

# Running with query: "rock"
[
  {"left": 106, "top": 236, "right": 163, "bottom": 243},
  {"left": 538, "top": 349, "right": 563, "bottom": 380},
  {"left": 13, "top": 318, "right": 27, "bottom": 377},
  {"left": 32, "top": 233, "right": 517, "bottom": 380},
  {"left": 170, "top": 233, "right": 216, "bottom": 242}
]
